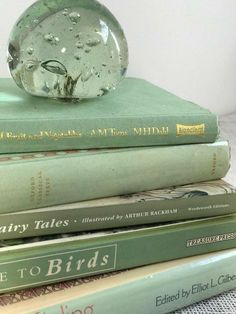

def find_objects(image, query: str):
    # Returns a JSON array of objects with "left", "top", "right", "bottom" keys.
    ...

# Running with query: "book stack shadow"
[{"left": 0, "top": 78, "right": 235, "bottom": 314}]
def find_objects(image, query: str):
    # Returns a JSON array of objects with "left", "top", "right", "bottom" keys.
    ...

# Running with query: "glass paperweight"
[{"left": 7, "top": 0, "right": 129, "bottom": 99}]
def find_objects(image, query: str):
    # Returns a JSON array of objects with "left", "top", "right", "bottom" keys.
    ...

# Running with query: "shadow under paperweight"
[{"left": 7, "top": 0, "right": 129, "bottom": 100}]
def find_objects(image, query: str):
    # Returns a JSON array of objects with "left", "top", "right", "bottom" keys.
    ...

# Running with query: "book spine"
[
  {"left": 0, "top": 141, "right": 230, "bottom": 213},
  {"left": 26, "top": 251, "right": 236, "bottom": 314},
  {"left": 1, "top": 193, "right": 236, "bottom": 240},
  {"left": 0, "top": 215, "right": 236, "bottom": 292},
  {"left": 0, "top": 113, "right": 218, "bottom": 153}
]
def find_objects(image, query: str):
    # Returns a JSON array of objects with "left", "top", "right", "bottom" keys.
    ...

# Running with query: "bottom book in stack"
[{"left": 1, "top": 248, "right": 236, "bottom": 314}]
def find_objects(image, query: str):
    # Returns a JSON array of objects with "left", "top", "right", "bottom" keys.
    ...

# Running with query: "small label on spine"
[
  {"left": 176, "top": 124, "right": 205, "bottom": 136},
  {"left": 186, "top": 232, "right": 236, "bottom": 247}
]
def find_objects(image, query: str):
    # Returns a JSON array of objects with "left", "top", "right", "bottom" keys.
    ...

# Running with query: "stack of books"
[{"left": 0, "top": 77, "right": 235, "bottom": 314}]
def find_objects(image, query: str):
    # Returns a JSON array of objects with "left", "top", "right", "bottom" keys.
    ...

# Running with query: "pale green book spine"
[
  {"left": 4, "top": 249, "right": 236, "bottom": 314},
  {"left": 31, "top": 250, "right": 236, "bottom": 314},
  {"left": 0, "top": 141, "right": 230, "bottom": 213},
  {"left": 0, "top": 180, "right": 235, "bottom": 240},
  {"left": 0, "top": 215, "right": 236, "bottom": 293},
  {"left": 0, "top": 78, "right": 219, "bottom": 153}
]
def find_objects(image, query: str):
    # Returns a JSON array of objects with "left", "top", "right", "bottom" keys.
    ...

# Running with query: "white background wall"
[{"left": 1, "top": 0, "right": 236, "bottom": 115}]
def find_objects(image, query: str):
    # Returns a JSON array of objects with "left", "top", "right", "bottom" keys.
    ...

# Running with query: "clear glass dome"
[{"left": 8, "top": 0, "right": 129, "bottom": 99}]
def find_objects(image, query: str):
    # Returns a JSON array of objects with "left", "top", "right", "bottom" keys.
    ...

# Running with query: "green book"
[
  {"left": 0, "top": 180, "right": 235, "bottom": 240},
  {"left": 0, "top": 214, "right": 236, "bottom": 293},
  {"left": 0, "top": 141, "right": 230, "bottom": 213},
  {"left": 0, "top": 77, "right": 218, "bottom": 153},
  {"left": 2, "top": 249, "right": 236, "bottom": 314}
]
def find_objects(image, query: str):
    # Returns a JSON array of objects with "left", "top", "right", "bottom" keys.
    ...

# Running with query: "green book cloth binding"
[
  {"left": 0, "top": 141, "right": 230, "bottom": 213},
  {"left": 0, "top": 214, "right": 236, "bottom": 293},
  {"left": 2, "top": 249, "right": 236, "bottom": 314},
  {"left": 0, "top": 77, "right": 218, "bottom": 153},
  {"left": 0, "top": 180, "right": 235, "bottom": 240}
]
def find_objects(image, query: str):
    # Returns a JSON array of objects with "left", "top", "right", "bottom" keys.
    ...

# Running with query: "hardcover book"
[
  {"left": 1, "top": 249, "right": 236, "bottom": 314},
  {"left": 0, "top": 214, "right": 236, "bottom": 292},
  {"left": 0, "top": 141, "right": 230, "bottom": 213},
  {"left": 0, "top": 77, "right": 218, "bottom": 153},
  {"left": 0, "top": 180, "right": 235, "bottom": 240}
]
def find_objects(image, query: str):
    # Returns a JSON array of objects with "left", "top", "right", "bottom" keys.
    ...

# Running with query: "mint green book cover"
[
  {"left": 0, "top": 141, "right": 230, "bottom": 213},
  {"left": 2, "top": 249, "right": 236, "bottom": 314},
  {"left": 0, "top": 214, "right": 236, "bottom": 293},
  {"left": 0, "top": 180, "right": 235, "bottom": 240},
  {"left": 0, "top": 77, "right": 218, "bottom": 153}
]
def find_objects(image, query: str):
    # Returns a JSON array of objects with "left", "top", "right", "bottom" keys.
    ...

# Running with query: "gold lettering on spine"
[
  {"left": 133, "top": 127, "right": 169, "bottom": 136},
  {"left": 0, "top": 130, "right": 83, "bottom": 141},
  {"left": 0, "top": 126, "right": 170, "bottom": 141},
  {"left": 176, "top": 124, "right": 205, "bottom": 136},
  {"left": 40, "top": 130, "right": 83, "bottom": 140},
  {"left": 90, "top": 128, "right": 128, "bottom": 137}
]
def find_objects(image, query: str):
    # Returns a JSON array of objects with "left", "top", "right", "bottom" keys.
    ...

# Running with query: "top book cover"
[{"left": 0, "top": 77, "right": 218, "bottom": 153}]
